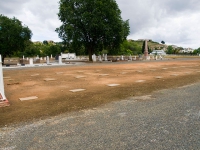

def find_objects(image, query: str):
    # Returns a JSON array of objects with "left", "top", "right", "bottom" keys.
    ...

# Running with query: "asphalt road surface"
[{"left": 0, "top": 82, "right": 200, "bottom": 150}]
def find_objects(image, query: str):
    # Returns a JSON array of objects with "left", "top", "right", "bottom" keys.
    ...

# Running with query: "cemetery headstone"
[
  {"left": 121, "top": 55, "right": 124, "bottom": 60},
  {"left": 105, "top": 54, "right": 107, "bottom": 61},
  {"left": 92, "top": 54, "right": 96, "bottom": 62},
  {"left": 29, "top": 58, "right": 33, "bottom": 66},
  {"left": 129, "top": 55, "right": 132, "bottom": 61},
  {"left": 0, "top": 55, "right": 6, "bottom": 101},
  {"left": 46, "top": 56, "right": 50, "bottom": 64},
  {"left": 59, "top": 56, "right": 62, "bottom": 64},
  {"left": 98, "top": 55, "right": 102, "bottom": 62}
]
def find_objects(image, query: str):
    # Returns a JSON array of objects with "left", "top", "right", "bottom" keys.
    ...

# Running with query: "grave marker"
[
  {"left": 104, "top": 54, "right": 107, "bottom": 61},
  {"left": 155, "top": 76, "right": 163, "bottom": 79},
  {"left": 107, "top": 84, "right": 120, "bottom": 87},
  {"left": 75, "top": 76, "right": 85, "bottom": 78},
  {"left": 59, "top": 56, "right": 62, "bottom": 64},
  {"left": 99, "top": 74, "right": 109, "bottom": 76},
  {"left": 19, "top": 96, "right": 38, "bottom": 101},
  {"left": 92, "top": 54, "right": 96, "bottom": 62},
  {"left": 69, "top": 89, "right": 86, "bottom": 92},
  {"left": 44, "top": 78, "right": 56, "bottom": 81},
  {"left": 0, "top": 55, "right": 7, "bottom": 101},
  {"left": 135, "top": 80, "right": 146, "bottom": 83},
  {"left": 46, "top": 56, "right": 50, "bottom": 64},
  {"left": 29, "top": 58, "right": 33, "bottom": 66},
  {"left": 31, "top": 74, "right": 39, "bottom": 76}
]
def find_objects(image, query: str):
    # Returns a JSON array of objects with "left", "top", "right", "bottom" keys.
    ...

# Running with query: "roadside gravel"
[{"left": 0, "top": 82, "right": 200, "bottom": 150}]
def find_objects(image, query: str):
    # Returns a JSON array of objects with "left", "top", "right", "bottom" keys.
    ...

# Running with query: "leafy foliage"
[
  {"left": 56, "top": 0, "right": 130, "bottom": 61},
  {"left": 166, "top": 45, "right": 173, "bottom": 54},
  {"left": 161, "top": 41, "right": 165, "bottom": 44},
  {"left": 0, "top": 14, "right": 32, "bottom": 62}
]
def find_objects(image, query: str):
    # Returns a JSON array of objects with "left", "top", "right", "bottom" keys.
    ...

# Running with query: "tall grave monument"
[
  {"left": 144, "top": 40, "right": 149, "bottom": 60},
  {"left": 0, "top": 55, "right": 9, "bottom": 106}
]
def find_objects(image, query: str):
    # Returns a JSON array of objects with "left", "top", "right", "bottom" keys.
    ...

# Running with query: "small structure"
[
  {"left": 150, "top": 50, "right": 166, "bottom": 55},
  {"left": 61, "top": 53, "right": 76, "bottom": 59}
]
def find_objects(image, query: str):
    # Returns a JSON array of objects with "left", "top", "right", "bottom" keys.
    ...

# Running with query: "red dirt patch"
[{"left": 1, "top": 59, "right": 200, "bottom": 126}]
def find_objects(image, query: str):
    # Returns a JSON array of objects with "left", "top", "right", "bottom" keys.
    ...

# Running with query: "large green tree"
[
  {"left": 56, "top": 0, "right": 130, "bottom": 61},
  {"left": 166, "top": 45, "right": 173, "bottom": 54},
  {"left": 0, "top": 14, "right": 32, "bottom": 63}
]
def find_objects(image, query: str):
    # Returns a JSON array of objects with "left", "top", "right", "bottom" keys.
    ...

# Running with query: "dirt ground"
[{"left": 1, "top": 58, "right": 200, "bottom": 127}]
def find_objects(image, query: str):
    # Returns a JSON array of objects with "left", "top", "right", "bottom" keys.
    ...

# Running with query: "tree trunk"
[
  {"left": 88, "top": 46, "right": 93, "bottom": 62},
  {"left": 1, "top": 55, "right": 5, "bottom": 65}
]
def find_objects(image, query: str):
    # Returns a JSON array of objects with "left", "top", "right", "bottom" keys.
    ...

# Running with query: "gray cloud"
[
  {"left": 0, "top": 0, "right": 200, "bottom": 48},
  {"left": 116, "top": 0, "right": 200, "bottom": 48}
]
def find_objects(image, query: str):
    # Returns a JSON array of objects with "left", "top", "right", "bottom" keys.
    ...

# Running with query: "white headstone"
[
  {"left": 40, "top": 57, "right": 43, "bottom": 60},
  {"left": 129, "top": 55, "right": 132, "bottom": 61},
  {"left": 23, "top": 55, "right": 24, "bottom": 60},
  {"left": 51, "top": 54, "right": 52, "bottom": 59},
  {"left": 121, "top": 55, "right": 124, "bottom": 60},
  {"left": 105, "top": 54, "right": 107, "bottom": 61},
  {"left": 92, "top": 54, "right": 96, "bottom": 62},
  {"left": 44, "top": 57, "right": 46, "bottom": 61},
  {"left": 46, "top": 56, "right": 49, "bottom": 64},
  {"left": 59, "top": 56, "right": 62, "bottom": 64},
  {"left": 29, "top": 58, "right": 33, "bottom": 65},
  {"left": 98, "top": 55, "right": 102, "bottom": 62}
]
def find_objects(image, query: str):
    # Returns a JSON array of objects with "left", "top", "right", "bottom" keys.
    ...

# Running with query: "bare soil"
[{"left": 1, "top": 58, "right": 200, "bottom": 127}]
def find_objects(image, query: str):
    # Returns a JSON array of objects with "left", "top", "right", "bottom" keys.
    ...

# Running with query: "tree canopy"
[
  {"left": 161, "top": 41, "right": 165, "bottom": 44},
  {"left": 0, "top": 14, "right": 32, "bottom": 62},
  {"left": 56, "top": 0, "right": 130, "bottom": 61}
]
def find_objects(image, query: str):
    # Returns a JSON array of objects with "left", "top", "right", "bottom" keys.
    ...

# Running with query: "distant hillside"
[{"left": 128, "top": 40, "right": 168, "bottom": 50}]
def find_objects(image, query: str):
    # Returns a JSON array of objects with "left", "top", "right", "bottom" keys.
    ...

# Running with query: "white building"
[
  {"left": 61, "top": 53, "right": 76, "bottom": 59},
  {"left": 150, "top": 50, "right": 166, "bottom": 55},
  {"left": 180, "top": 48, "right": 194, "bottom": 53}
]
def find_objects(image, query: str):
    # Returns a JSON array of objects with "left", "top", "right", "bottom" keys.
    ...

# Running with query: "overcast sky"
[{"left": 1, "top": 0, "right": 200, "bottom": 49}]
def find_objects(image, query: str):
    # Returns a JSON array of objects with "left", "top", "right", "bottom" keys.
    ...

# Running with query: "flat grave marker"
[
  {"left": 19, "top": 96, "right": 38, "bottom": 101},
  {"left": 121, "top": 72, "right": 127, "bottom": 74},
  {"left": 44, "top": 78, "right": 56, "bottom": 81},
  {"left": 155, "top": 76, "right": 163, "bottom": 79},
  {"left": 99, "top": 74, "right": 109, "bottom": 76},
  {"left": 69, "top": 89, "right": 86, "bottom": 92},
  {"left": 56, "top": 72, "right": 64, "bottom": 74},
  {"left": 107, "top": 84, "right": 120, "bottom": 87},
  {"left": 31, "top": 74, "right": 39, "bottom": 76},
  {"left": 75, "top": 76, "right": 86, "bottom": 79},
  {"left": 185, "top": 72, "right": 191, "bottom": 74},
  {"left": 170, "top": 74, "right": 179, "bottom": 76},
  {"left": 135, "top": 80, "right": 146, "bottom": 83}
]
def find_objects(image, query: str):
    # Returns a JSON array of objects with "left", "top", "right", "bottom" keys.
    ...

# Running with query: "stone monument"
[
  {"left": 0, "top": 55, "right": 9, "bottom": 106},
  {"left": 144, "top": 40, "right": 149, "bottom": 60}
]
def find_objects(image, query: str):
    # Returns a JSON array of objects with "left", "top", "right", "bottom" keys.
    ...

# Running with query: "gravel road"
[{"left": 0, "top": 82, "right": 200, "bottom": 150}]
